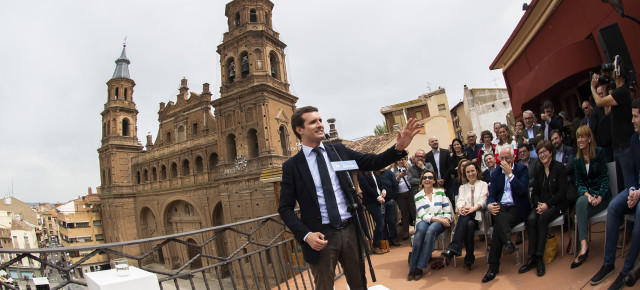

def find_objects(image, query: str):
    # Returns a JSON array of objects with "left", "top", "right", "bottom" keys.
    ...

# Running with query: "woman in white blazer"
[{"left": 442, "top": 161, "right": 488, "bottom": 270}]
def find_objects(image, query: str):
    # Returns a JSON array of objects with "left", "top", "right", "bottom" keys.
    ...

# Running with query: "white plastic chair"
[{"left": 548, "top": 212, "right": 567, "bottom": 258}]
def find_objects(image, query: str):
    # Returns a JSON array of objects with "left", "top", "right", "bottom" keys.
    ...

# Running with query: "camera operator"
[{"left": 591, "top": 63, "right": 635, "bottom": 190}]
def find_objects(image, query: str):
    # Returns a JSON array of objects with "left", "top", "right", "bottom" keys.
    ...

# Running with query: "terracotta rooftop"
[
  {"left": 10, "top": 218, "right": 34, "bottom": 231},
  {"left": 346, "top": 132, "right": 398, "bottom": 154}
]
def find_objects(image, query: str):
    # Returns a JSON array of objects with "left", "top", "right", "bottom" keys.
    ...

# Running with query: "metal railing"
[{"left": 0, "top": 211, "right": 342, "bottom": 290}]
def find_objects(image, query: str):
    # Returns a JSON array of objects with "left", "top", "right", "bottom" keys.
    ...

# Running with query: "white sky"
[{"left": 0, "top": 0, "right": 526, "bottom": 203}]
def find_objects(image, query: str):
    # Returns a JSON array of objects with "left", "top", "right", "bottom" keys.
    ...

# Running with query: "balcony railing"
[{"left": 0, "top": 210, "right": 340, "bottom": 290}]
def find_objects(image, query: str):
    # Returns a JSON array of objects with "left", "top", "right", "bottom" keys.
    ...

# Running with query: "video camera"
[{"left": 591, "top": 55, "right": 637, "bottom": 90}]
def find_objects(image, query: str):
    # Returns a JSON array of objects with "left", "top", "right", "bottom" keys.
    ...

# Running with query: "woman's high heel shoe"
[{"left": 570, "top": 248, "right": 589, "bottom": 269}]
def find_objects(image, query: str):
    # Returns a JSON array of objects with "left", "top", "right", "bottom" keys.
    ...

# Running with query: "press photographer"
[{"left": 591, "top": 55, "right": 638, "bottom": 190}]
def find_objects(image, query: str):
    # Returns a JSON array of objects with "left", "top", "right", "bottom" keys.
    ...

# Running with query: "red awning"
[{"left": 510, "top": 38, "right": 602, "bottom": 113}]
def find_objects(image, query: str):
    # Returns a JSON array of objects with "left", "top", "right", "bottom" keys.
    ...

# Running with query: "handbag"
[{"left": 543, "top": 234, "right": 559, "bottom": 264}]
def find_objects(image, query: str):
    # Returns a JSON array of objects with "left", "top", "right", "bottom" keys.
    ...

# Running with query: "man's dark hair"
[
  {"left": 291, "top": 106, "right": 318, "bottom": 139},
  {"left": 633, "top": 98, "right": 640, "bottom": 110},
  {"left": 542, "top": 100, "right": 554, "bottom": 110},
  {"left": 517, "top": 143, "right": 530, "bottom": 151},
  {"left": 550, "top": 129, "right": 562, "bottom": 139}
]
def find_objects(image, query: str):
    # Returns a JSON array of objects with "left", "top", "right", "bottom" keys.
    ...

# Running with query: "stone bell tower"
[{"left": 213, "top": 0, "right": 298, "bottom": 165}]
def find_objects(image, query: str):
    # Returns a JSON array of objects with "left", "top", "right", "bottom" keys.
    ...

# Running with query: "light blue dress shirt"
[
  {"left": 302, "top": 143, "right": 351, "bottom": 224},
  {"left": 500, "top": 166, "right": 515, "bottom": 206}
]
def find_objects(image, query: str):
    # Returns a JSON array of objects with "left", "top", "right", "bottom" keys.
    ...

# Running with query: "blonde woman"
[
  {"left": 442, "top": 161, "right": 488, "bottom": 270},
  {"left": 571, "top": 125, "right": 610, "bottom": 269},
  {"left": 408, "top": 170, "right": 452, "bottom": 281}
]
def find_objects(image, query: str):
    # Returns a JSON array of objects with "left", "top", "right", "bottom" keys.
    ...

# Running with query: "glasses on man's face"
[
  {"left": 422, "top": 176, "right": 434, "bottom": 180},
  {"left": 524, "top": 117, "right": 534, "bottom": 120},
  {"left": 582, "top": 107, "right": 590, "bottom": 111},
  {"left": 467, "top": 136, "right": 476, "bottom": 139},
  {"left": 415, "top": 155, "right": 425, "bottom": 159}
]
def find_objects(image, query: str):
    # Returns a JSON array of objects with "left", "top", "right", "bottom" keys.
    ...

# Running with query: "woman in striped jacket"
[{"left": 407, "top": 169, "right": 453, "bottom": 281}]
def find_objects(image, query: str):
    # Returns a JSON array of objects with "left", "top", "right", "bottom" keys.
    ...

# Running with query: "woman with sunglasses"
[{"left": 407, "top": 169, "right": 452, "bottom": 281}]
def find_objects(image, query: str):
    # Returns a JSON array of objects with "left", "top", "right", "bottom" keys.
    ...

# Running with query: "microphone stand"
[{"left": 324, "top": 134, "right": 376, "bottom": 286}]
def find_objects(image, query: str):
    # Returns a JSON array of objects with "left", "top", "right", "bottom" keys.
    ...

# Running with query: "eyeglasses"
[
  {"left": 415, "top": 155, "right": 425, "bottom": 159},
  {"left": 467, "top": 135, "right": 476, "bottom": 138},
  {"left": 538, "top": 149, "right": 549, "bottom": 155},
  {"left": 422, "top": 176, "right": 434, "bottom": 180},
  {"left": 582, "top": 107, "right": 590, "bottom": 110},
  {"left": 524, "top": 117, "right": 534, "bottom": 120}
]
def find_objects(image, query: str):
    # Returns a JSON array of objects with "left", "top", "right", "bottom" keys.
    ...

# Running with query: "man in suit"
[
  {"left": 589, "top": 98, "right": 640, "bottom": 289},
  {"left": 482, "top": 154, "right": 497, "bottom": 184},
  {"left": 517, "top": 143, "right": 539, "bottom": 188},
  {"left": 425, "top": 136, "right": 453, "bottom": 205},
  {"left": 482, "top": 146, "right": 530, "bottom": 283},
  {"left": 278, "top": 106, "right": 418, "bottom": 290},
  {"left": 540, "top": 101, "right": 564, "bottom": 141},
  {"left": 518, "top": 110, "right": 545, "bottom": 159}
]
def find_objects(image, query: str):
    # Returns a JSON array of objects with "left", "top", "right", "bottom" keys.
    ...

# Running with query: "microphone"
[{"left": 324, "top": 133, "right": 357, "bottom": 196}]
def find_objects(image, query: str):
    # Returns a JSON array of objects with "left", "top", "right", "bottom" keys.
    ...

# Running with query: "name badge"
[{"left": 331, "top": 160, "right": 359, "bottom": 171}]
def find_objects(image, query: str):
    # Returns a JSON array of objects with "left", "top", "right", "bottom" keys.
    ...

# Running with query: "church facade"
[{"left": 97, "top": 0, "right": 298, "bottom": 274}]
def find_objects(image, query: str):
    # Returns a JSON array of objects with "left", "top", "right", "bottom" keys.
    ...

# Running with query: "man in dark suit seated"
[
  {"left": 482, "top": 147, "right": 530, "bottom": 283},
  {"left": 278, "top": 106, "right": 418, "bottom": 290},
  {"left": 540, "top": 101, "right": 564, "bottom": 141},
  {"left": 551, "top": 129, "right": 577, "bottom": 207}
]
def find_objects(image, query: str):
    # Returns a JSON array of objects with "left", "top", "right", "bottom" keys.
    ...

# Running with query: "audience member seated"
[
  {"left": 540, "top": 101, "right": 563, "bottom": 141},
  {"left": 589, "top": 99, "right": 640, "bottom": 289},
  {"left": 517, "top": 143, "right": 540, "bottom": 188},
  {"left": 571, "top": 125, "right": 610, "bottom": 269},
  {"left": 495, "top": 124, "right": 518, "bottom": 163},
  {"left": 514, "top": 119, "right": 525, "bottom": 139},
  {"left": 408, "top": 170, "right": 452, "bottom": 281},
  {"left": 482, "top": 154, "right": 497, "bottom": 184},
  {"left": 465, "top": 131, "right": 482, "bottom": 164},
  {"left": 482, "top": 147, "right": 530, "bottom": 283},
  {"left": 518, "top": 140, "right": 567, "bottom": 277},
  {"left": 518, "top": 110, "right": 544, "bottom": 159},
  {"left": 442, "top": 161, "right": 488, "bottom": 270},
  {"left": 478, "top": 130, "right": 496, "bottom": 171}
]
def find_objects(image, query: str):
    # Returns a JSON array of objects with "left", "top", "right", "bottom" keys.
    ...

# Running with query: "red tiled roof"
[{"left": 345, "top": 132, "right": 397, "bottom": 154}]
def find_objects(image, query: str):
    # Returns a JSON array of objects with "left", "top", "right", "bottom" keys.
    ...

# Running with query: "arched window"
[
  {"left": 152, "top": 167, "right": 157, "bottom": 181},
  {"left": 235, "top": 12, "right": 240, "bottom": 26},
  {"left": 136, "top": 171, "right": 141, "bottom": 184},
  {"left": 115, "top": 88, "right": 119, "bottom": 100},
  {"left": 166, "top": 132, "right": 171, "bottom": 143},
  {"left": 227, "top": 58, "right": 235, "bottom": 83},
  {"left": 226, "top": 134, "right": 237, "bottom": 162},
  {"left": 269, "top": 52, "right": 279, "bottom": 79},
  {"left": 279, "top": 126, "right": 289, "bottom": 156},
  {"left": 161, "top": 165, "right": 167, "bottom": 180},
  {"left": 209, "top": 153, "right": 219, "bottom": 169},
  {"left": 107, "top": 121, "right": 111, "bottom": 136},
  {"left": 171, "top": 162, "right": 178, "bottom": 178},
  {"left": 101, "top": 170, "right": 106, "bottom": 186},
  {"left": 124, "top": 88, "right": 128, "bottom": 101},
  {"left": 182, "top": 159, "right": 190, "bottom": 176},
  {"left": 249, "top": 9, "right": 257, "bottom": 22},
  {"left": 143, "top": 169, "right": 149, "bottom": 182},
  {"left": 177, "top": 126, "right": 186, "bottom": 142},
  {"left": 247, "top": 129, "right": 259, "bottom": 158},
  {"left": 195, "top": 156, "right": 203, "bottom": 173},
  {"left": 240, "top": 52, "right": 249, "bottom": 78},
  {"left": 122, "top": 118, "right": 130, "bottom": 137}
]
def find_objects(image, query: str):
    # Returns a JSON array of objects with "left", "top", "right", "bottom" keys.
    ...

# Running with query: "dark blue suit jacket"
[
  {"left": 631, "top": 132, "right": 640, "bottom": 188},
  {"left": 487, "top": 162, "right": 530, "bottom": 222},
  {"left": 278, "top": 143, "right": 406, "bottom": 264},
  {"left": 555, "top": 145, "right": 575, "bottom": 182}
]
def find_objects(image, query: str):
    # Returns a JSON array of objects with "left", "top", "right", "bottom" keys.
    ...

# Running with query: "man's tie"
[{"left": 312, "top": 147, "right": 342, "bottom": 228}]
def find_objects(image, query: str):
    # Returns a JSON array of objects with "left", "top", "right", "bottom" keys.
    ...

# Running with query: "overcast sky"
[{"left": 0, "top": 0, "right": 526, "bottom": 203}]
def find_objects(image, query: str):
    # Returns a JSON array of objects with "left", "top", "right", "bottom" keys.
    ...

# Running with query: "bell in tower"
[
  {"left": 228, "top": 60, "right": 235, "bottom": 83},
  {"left": 241, "top": 55, "right": 249, "bottom": 78}
]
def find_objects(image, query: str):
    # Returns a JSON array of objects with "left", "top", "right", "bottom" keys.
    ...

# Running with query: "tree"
[{"left": 374, "top": 122, "right": 388, "bottom": 136}]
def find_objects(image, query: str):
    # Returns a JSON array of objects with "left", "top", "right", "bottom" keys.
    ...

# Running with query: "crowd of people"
[
  {"left": 354, "top": 73, "right": 639, "bottom": 289},
  {"left": 278, "top": 67, "right": 638, "bottom": 290}
]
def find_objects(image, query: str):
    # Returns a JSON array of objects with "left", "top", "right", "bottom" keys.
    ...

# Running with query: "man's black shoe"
[
  {"left": 591, "top": 265, "right": 615, "bottom": 285},
  {"left": 504, "top": 241, "right": 516, "bottom": 255},
  {"left": 536, "top": 257, "right": 545, "bottom": 277},
  {"left": 441, "top": 249, "right": 457, "bottom": 261},
  {"left": 482, "top": 267, "right": 499, "bottom": 283},
  {"left": 608, "top": 273, "right": 625, "bottom": 290},
  {"left": 624, "top": 261, "right": 640, "bottom": 286},
  {"left": 518, "top": 256, "right": 536, "bottom": 274}
]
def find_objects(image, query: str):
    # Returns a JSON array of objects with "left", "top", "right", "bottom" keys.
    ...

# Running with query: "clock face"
[{"left": 235, "top": 155, "right": 247, "bottom": 171}]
